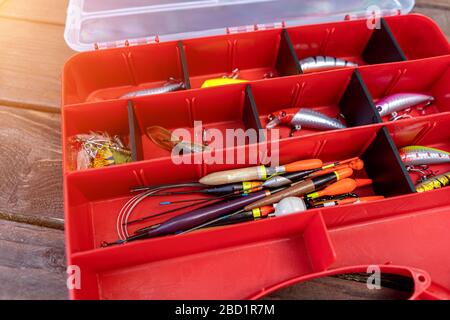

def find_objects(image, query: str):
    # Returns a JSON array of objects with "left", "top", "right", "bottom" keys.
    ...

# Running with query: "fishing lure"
[
  {"left": 201, "top": 69, "right": 248, "bottom": 88},
  {"left": 415, "top": 171, "right": 450, "bottom": 193},
  {"left": 266, "top": 108, "right": 346, "bottom": 135},
  {"left": 399, "top": 146, "right": 450, "bottom": 166},
  {"left": 121, "top": 78, "right": 184, "bottom": 98},
  {"left": 146, "top": 126, "right": 208, "bottom": 154},
  {"left": 375, "top": 93, "right": 434, "bottom": 120},
  {"left": 299, "top": 56, "right": 357, "bottom": 73}
]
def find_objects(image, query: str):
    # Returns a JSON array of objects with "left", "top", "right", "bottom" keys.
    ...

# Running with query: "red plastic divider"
[{"left": 386, "top": 14, "right": 450, "bottom": 60}]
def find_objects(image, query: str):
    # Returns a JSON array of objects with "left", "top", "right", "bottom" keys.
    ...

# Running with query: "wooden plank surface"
[
  {"left": 0, "top": 0, "right": 448, "bottom": 26},
  {"left": 416, "top": 0, "right": 450, "bottom": 9},
  {"left": 0, "top": 0, "right": 68, "bottom": 25},
  {"left": 414, "top": 3, "right": 450, "bottom": 40},
  {"left": 0, "top": 219, "right": 67, "bottom": 300},
  {"left": 0, "top": 105, "right": 64, "bottom": 229},
  {"left": 0, "top": 18, "right": 74, "bottom": 112}
]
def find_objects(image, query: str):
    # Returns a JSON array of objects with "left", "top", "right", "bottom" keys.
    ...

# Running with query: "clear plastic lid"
[{"left": 65, "top": 0, "right": 415, "bottom": 51}]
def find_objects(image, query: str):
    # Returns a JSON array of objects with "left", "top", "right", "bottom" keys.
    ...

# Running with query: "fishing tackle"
[
  {"left": 111, "top": 182, "right": 239, "bottom": 243},
  {"left": 399, "top": 146, "right": 450, "bottom": 166},
  {"left": 120, "top": 78, "right": 184, "bottom": 98},
  {"left": 406, "top": 165, "right": 436, "bottom": 181},
  {"left": 244, "top": 168, "right": 353, "bottom": 210},
  {"left": 105, "top": 188, "right": 285, "bottom": 245},
  {"left": 415, "top": 171, "right": 450, "bottom": 193},
  {"left": 201, "top": 69, "right": 248, "bottom": 88},
  {"left": 273, "top": 197, "right": 307, "bottom": 217},
  {"left": 125, "top": 191, "right": 240, "bottom": 228},
  {"left": 352, "top": 178, "right": 373, "bottom": 188},
  {"left": 159, "top": 195, "right": 228, "bottom": 206},
  {"left": 306, "top": 177, "right": 355, "bottom": 199},
  {"left": 204, "top": 206, "right": 276, "bottom": 228},
  {"left": 133, "top": 181, "right": 263, "bottom": 196},
  {"left": 311, "top": 196, "right": 385, "bottom": 208},
  {"left": 308, "top": 160, "right": 364, "bottom": 177},
  {"left": 146, "top": 126, "right": 208, "bottom": 154},
  {"left": 266, "top": 108, "right": 346, "bottom": 135},
  {"left": 299, "top": 56, "right": 357, "bottom": 73},
  {"left": 306, "top": 178, "right": 372, "bottom": 199},
  {"left": 375, "top": 93, "right": 434, "bottom": 119},
  {"left": 262, "top": 158, "right": 363, "bottom": 189},
  {"left": 187, "top": 197, "right": 307, "bottom": 233},
  {"left": 199, "top": 159, "right": 323, "bottom": 186},
  {"left": 307, "top": 192, "right": 359, "bottom": 205}
]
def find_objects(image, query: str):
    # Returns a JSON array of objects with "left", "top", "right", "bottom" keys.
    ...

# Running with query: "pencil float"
[
  {"left": 244, "top": 168, "right": 353, "bottom": 210},
  {"left": 353, "top": 178, "right": 373, "bottom": 188},
  {"left": 308, "top": 159, "right": 364, "bottom": 178},
  {"left": 132, "top": 181, "right": 264, "bottom": 195},
  {"left": 306, "top": 177, "right": 374, "bottom": 201},
  {"left": 204, "top": 206, "right": 276, "bottom": 228},
  {"left": 312, "top": 196, "right": 385, "bottom": 208},
  {"left": 306, "top": 178, "right": 357, "bottom": 199},
  {"left": 199, "top": 159, "right": 323, "bottom": 185},
  {"left": 262, "top": 158, "right": 364, "bottom": 188}
]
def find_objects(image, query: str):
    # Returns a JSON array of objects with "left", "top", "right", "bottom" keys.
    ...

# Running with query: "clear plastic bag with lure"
[
  {"left": 299, "top": 56, "right": 357, "bottom": 73},
  {"left": 70, "top": 131, "right": 132, "bottom": 170},
  {"left": 375, "top": 93, "right": 434, "bottom": 121},
  {"left": 399, "top": 146, "right": 450, "bottom": 166},
  {"left": 266, "top": 107, "right": 346, "bottom": 135},
  {"left": 120, "top": 78, "right": 185, "bottom": 99}
]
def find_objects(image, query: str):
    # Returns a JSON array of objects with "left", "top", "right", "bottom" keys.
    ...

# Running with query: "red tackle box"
[{"left": 62, "top": 0, "right": 450, "bottom": 299}]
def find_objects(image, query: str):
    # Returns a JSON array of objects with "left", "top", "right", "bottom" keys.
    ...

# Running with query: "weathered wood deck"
[{"left": 0, "top": 0, "right": 448, "bottom": 300}]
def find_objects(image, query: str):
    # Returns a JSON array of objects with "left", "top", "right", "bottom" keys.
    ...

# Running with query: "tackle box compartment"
[{"left": 62, "top": 0, "right": 450, "bottom": 300}]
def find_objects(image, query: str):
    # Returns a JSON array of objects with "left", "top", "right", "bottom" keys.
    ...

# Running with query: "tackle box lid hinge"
[
  {"left": 226, "top": 21, "right": 286, "bottom": 34},
  {"left": 94, "top": 36, "right": 161, "bottom": 50},
  {"left": 344, "top": 8, "right": 402, "bottom": 22}
]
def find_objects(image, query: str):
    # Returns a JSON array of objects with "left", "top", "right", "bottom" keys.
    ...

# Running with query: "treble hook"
[
  {"left": 224, "top": 68, "right": 240, "bottom": 79},
  {"left": 390, "top": 110, "right": 414, "bottom": 122},
  {"left": 417, "top": 100, "right": 433, "bottom": 115},
  {"left": 407, "top": 165, "right": 437, "bottom": 182}
]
